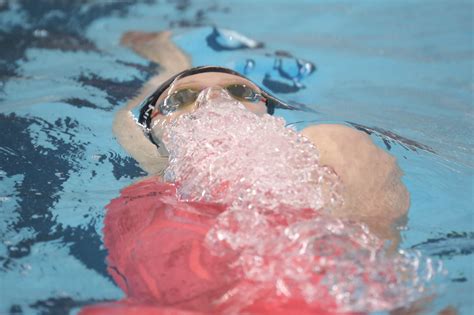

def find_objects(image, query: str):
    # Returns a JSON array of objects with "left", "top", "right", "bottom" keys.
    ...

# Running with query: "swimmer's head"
[{"left": 138, "top": 66, "right": 295, "bottom": 150}]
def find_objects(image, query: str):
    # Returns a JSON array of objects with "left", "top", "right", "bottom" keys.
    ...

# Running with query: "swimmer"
[
  {"left": 79, "top": 31, "right": 418, "bottom": 315},
  {"left": 115, "top": 31, "right": 409, "bottom": 245}
]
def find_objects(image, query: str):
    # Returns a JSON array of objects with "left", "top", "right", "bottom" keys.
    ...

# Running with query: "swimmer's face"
[{"left": 149, "top": 72, "right": 268, "bottom": 144}]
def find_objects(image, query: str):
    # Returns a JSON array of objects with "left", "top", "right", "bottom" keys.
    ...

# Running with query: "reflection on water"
[{"left": 0, "top": 0, "right": 472, "bottom": 314}]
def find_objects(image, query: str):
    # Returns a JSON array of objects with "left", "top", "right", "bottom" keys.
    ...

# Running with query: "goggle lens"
[
  {"left": 225, "top": 84, "right": 261, "bottom": 103},
  {"left": 161, "top": 88, "right": 199, "bottom": 115},
  {"left": 156, "top": 83, "right": 263, "bottom": 116}
]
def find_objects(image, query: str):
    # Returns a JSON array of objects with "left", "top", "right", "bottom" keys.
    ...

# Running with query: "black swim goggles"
[{"left": 138, "top": 66, "right": 296, "bottom": 131}]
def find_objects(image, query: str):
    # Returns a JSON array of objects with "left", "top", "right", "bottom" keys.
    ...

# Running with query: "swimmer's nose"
[
  {"left": 196, "top": 86, "right": 233, "bottom": 107},
  {"left": 208, "top": 86, "right": 229, "bottom": 98}
]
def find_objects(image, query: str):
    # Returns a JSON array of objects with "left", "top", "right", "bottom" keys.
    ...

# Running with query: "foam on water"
[{"left": 160, "top": 88, "right": 445, "bottom": 313}]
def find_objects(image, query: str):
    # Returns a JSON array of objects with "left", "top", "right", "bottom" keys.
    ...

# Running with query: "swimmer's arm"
[
  {"left": 301, "top": 124, "right": 409, "bottom": 244},
  {"left": 114, "top": 31, "right": 191, "bottom": 174}
]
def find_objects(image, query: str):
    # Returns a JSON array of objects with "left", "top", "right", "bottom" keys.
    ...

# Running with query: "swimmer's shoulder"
[
  {"left": 301, "top": 123, "right": 409, "bottom": 247},
  {"left": 301, "top": 124, "right": 373, "bottom": 146},
  {"left": 301, "top": 124, "right": 382, "bottom": 162}
]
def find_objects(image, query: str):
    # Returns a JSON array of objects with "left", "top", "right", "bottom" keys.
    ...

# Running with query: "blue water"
[{"left": 0, "top": 1, "right": 472, "bottom": 314}]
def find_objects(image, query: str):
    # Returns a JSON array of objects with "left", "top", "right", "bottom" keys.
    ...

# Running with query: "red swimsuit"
[{"left": 80, "top": 178, "right": 359, "bottom": 315}]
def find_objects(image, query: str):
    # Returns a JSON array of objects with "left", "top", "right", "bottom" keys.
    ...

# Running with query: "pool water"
[{"left": 0, "top": 1, "right": 472, "bottom": 314}]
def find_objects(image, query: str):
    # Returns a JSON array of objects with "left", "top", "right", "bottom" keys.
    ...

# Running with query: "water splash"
[
  {"left": 162, "top": 88, "right": 342, "bottom": 212},
  {"left": 206, "top": 27, "right": 264, "bottom": 51}
]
